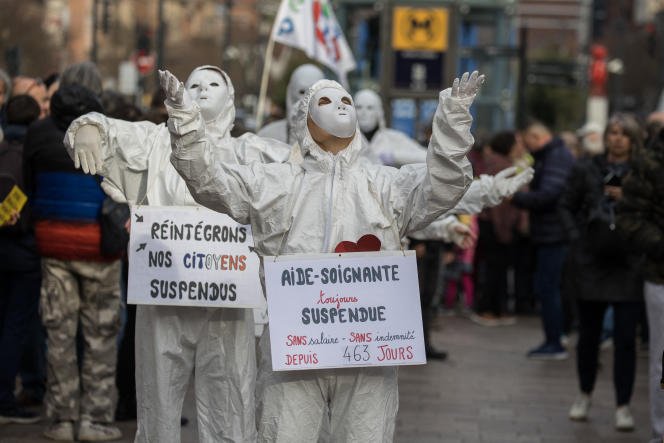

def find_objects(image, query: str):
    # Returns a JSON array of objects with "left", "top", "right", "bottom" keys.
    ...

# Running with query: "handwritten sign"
[
  {"left": 264, "top": 251, "right": 426, "bottom": 370},
  {"left": 128, "top": 205, "right": 264, "bottom": 308}
]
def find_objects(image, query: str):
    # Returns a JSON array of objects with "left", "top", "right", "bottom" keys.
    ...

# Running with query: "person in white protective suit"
[
  {"left": 258, "top": 64, "right": 325, "bottom": 144},
  {"left": 353, "top": 88, "right": 533, "bottom": 359},
  {"left": 355, "top": 88, "right": 428, "bottom": 167},
  {"left": 63, "top": 65, "right": 292, "bottom": 443},
  {"left": 162, "top": 67, "right": 484, "bottom": 441}
]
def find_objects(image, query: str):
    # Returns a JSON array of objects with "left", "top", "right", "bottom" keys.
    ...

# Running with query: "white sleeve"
[
  {"left": 384, "top": 89, "right": 475, "bottom": 236},
  {"left": 447, "top": 175, "right": 498, "bottom": 215},
  {"left": 168, "top": 102, "right": 294, "bottom": 225},
  {"left": 408, "top": 215, "right": 458, "bottom": 241},
  {"left": 64, "top": 112, "right": 161, "bottom": 175}
]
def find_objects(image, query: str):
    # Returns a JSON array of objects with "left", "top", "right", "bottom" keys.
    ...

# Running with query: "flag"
[{"left": 271, "top": 0, "right": 356, "bottom": 86}]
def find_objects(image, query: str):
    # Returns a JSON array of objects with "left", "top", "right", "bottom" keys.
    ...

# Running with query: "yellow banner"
[{"left": 392, "top": 7, "right": 448, "bottom": 52}]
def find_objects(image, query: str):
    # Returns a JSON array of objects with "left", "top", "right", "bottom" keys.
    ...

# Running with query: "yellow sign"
[
  {"left": 0, "top": 185, "right": 27, "bottom": 227},
  {"left": 392, "top": 7, "right": 448, "bottom": 52}
]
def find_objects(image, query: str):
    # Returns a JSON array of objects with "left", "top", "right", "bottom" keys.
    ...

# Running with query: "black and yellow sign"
[{"left": 392, "top": 7, "right": 448, "bottom": 52}]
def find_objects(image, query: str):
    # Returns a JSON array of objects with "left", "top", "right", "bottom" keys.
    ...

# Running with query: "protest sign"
[
  {"left": 0, "top": 185, "right": 27, "bottom": 227},
  {"left": 128, "top": 205, "right": 264, "bottom": 308},
  {"left": 264, "top": 251, "right": 426, "bottom": 370}
]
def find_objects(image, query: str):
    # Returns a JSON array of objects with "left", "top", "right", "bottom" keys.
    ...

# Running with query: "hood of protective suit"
[
  {"left": 354, "top": 89, "right": 386, "bottom": 133},
  {"left": 291, "top": 79, "right": 364, "bottom": 168},
  {"left": 285, "top": 64, "right": 325, "bottom": 117},
  {"left": 186, "top": 65, "right": 235, "bottom": 140}
]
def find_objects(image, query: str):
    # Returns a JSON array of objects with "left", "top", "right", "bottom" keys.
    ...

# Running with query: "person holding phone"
[{"left": 559, "top": 114, "right": 644, "bottom": 431}]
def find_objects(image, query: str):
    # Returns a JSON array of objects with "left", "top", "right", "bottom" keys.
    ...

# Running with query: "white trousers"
[
  {"left": 256, "top": 328, "right": 398, "bottom": 443},
  {"left": 645, "top": 281, "right": 664, "bottom": 442},
  {"left": 134, "top": 305, "right": 257, "bottom": 443}
]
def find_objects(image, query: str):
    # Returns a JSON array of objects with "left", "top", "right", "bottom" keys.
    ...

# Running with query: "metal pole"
[
  {"left": 157, "top": 0, "right": 165, "bottom": 70},
  {"left": 517, "top": 26, "right": 528, "bottom": 128},
  {"left": 255, "top": 36, "right": 275, "bottom": 130},
  {"left": 223, "top": 0, "right": 233, "bottom": 66},
  {"left": 91, "top": 0, "right": 99, "bottom": 62}
]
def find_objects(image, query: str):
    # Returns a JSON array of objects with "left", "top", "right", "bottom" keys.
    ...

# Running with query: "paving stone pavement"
[{"left": 0, "top": 315, "right": 650, "bottom": 442}]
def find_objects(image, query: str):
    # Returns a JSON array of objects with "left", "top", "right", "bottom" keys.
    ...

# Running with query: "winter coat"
[
  {"left": 559, "top": 155, "right": 642, "bottom": 302},
  {"left": 22, "top": 85, "right": 109, "bottom": 261},
  {"left": 0, "top": 124, "right": 40, "bottom": 271},
  {"left": 512, "top": 137, "right": 575, "bottom": 245},
  {"left": 618, "top": 135, "right": 664, "bottom": 284}
]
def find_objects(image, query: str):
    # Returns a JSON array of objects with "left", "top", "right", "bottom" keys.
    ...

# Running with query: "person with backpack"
[
  {"left": 0, "top": 94, "right": 42, "bottom": 425},
  {"left": 559, "top": 114, "right": 644, "bottom": 431},
  {"left": 22, "top": 62, "right": 123, "bottom": 441}
]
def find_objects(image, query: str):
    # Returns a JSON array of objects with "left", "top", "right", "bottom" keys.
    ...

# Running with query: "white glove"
[
  {"left": 493, "top": 166, "right": 534, "bottom": 199},
  {"left": 446, "top": 219, "right": 476, "bottom": 249},
  {"left": 451, "top": 71, "right": 486, "bottom": 99},
  {"left": 73, "top": 124, "right": 102, "bottom": 175},
  {"left": 158, "top": 69, "right": 193, "bottom": 109}
]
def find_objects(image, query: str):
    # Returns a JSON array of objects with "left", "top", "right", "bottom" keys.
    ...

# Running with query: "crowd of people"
[{"left": 0, "top": 59, "right": 662, "bottom": 443}]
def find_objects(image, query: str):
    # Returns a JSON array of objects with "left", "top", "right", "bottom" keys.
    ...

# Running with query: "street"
[{"left": 0, "top": 314, "right": 649, "bottom": 442}]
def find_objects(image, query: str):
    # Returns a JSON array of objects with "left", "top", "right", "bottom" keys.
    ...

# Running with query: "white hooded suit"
[
  {"left": 168, "top": 78, "right": 476, "bottom": 442},
  {"left": 65, "top": 66, "right": 291, "bottom": 443}
]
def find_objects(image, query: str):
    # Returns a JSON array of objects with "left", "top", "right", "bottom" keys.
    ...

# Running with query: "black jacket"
[
  {"left": 0, "top": 124, "right": 39, "bottom": 271},
  {"left": 22, "top": 85, "right": 104, "bottom": 198},
  {"left": 559, "top": 155, "right": 642, "bottom": 302},
  {"left": 512, "top": 137, "right": 575, "bottom": 245},
  {"left": 618, "top": 134, "right": 664, "bottom": 284}
]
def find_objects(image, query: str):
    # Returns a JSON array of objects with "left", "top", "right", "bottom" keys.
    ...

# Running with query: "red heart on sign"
[{"left": 334, "top": 234, "right": 382, "bottom": 253}]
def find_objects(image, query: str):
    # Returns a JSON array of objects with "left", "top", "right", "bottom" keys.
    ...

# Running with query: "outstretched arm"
[
  {"left": 450, "top": 166, "right": 534, "bottom": 215},
  {"left": 160, "top": 70, "right": 292, "bottom": 224},
  {"left": 388, "top": 71, "right": 483, "bottom": 235},
  {"left": 64, "top": 113, "right": 161, "bottom": 176}
]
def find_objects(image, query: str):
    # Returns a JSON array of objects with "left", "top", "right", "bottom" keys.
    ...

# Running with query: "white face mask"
[
  {"left": 287, "top": 65, "right": 325, "bottom": 113},
  {"left": 308, "top": 87, "right": 357, "bottom": 138},
  {"left": 354, "top": 90, "right": 382, "bottom": 134},
  {"left": 185, "top": 70, "right": 228, "bottom": 122}
]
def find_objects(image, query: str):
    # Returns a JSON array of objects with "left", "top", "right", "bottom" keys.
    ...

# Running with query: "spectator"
[
  {"left": 23, "top": 62, "right": 123, "bottom": 441},
  {"left": 560, "top": 130, "right": 582, "bottom": 159},
  {"left": 577, "top": 121, "right": 605, "bottom": 157},
  {"left": 560, "top": 114, "right": 643, "bottom": 431},
  {"left": 144, "top": 88, "right": 168, "bottom": 125},
  {"left": 472, "top": 131, "right": 528, "bottom": 326},
  {"left": 43, "top": 73, "right": 60, "bottom": 105},
  {"left": 0, "top": 68, "right": 12, "bottom": 140},
  {"left": 12, "top": 76, "right": 49, "bottom": 118},
  {"left": 0, "top": 94, "right": 42, "bottom": 424},
  {"left": 512, "top": 120, "right": 575, "bottom": 359},
  {"left": 618, "top": 123, "right": 664, "bottom": 443}
]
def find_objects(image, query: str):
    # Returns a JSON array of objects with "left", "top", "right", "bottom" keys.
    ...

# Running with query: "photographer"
[{"left": 559, "top": 114, "right": 644, "bottom": 431}]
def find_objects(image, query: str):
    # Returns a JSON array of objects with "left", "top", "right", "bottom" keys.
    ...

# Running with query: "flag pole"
[{"left": 255, "top": 35, "right": 276, "bottom": 131}]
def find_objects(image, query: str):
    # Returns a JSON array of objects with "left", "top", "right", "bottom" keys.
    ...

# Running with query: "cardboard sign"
[
  {"left": 127, "top": 205, "right": 264, "bottom": 308},
  {"left": 264, "top": 251, "right": 426, "bottom": 370}
]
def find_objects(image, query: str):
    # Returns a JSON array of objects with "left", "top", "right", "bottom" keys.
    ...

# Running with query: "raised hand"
[
  {"left": 158, "top": 69, "right": 192, "bottom": 108},
  {"left": 73, "top": 124, "right": 103, "bottom": 175},
  {"left": 451, "top": 71, "right": 485, "bottom": 99}
]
